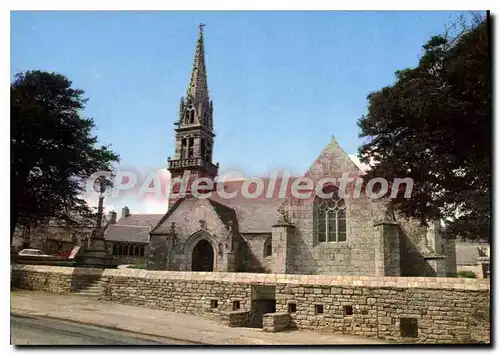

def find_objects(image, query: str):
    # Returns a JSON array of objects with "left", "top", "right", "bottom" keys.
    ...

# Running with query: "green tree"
[
  {"left": 11, "top": 70, "right": 119, "bottom": 243},
  {"left": 357, "top": 15, "right": 490, "bottom": 241}
]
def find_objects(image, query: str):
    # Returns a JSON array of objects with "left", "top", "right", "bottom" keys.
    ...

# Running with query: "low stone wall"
[
  {"left": 11, "top": 264, "right": 490, "bottom": 344},
  {"left": 221, "top": 310, "right": 250, "bottom": 327},
  {"left": 263, "top": 312, "right": 290, "bottom": 332},
  {"left": 11, "top": 265, "right": 105, "bottom": 293},
  {"left": 457, "top": 264, "right": 486, "bottom": 279}
]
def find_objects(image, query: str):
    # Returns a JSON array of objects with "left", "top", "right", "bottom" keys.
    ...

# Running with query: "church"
[{"left": 103, "top": 25, "right": 457, "bottom": 277}]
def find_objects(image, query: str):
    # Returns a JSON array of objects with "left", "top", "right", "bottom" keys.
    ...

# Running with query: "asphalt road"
[{"left": 11, "top": 315, "right": 194, "bottom": 345}]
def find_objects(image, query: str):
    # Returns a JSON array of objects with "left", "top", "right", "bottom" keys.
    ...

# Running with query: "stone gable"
[{"left": 304, "top": 136, "right": 362, "bottom": 180}]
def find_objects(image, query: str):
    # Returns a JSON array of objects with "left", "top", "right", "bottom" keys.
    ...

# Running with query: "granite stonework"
[
  {"left": 11, "top": 265, "right": 490, "bottom": 344},
  {"left": 144, "top": 27, "right": 460, "bottom": 278},
  {"left": 12, "top": 27, "right": 461, "bottom": 278},
  {"left": 221, "top": 310, "right": 251, "bottom": 328},
  {"left": 263, "top": 313, "right": 291, "bottom": 332},
  {"left": 148, "top": 135, "right": 459, "bottom": 277}
]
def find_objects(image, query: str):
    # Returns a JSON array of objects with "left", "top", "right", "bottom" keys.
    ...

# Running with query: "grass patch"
[{"left": 458, "top": 270, "right": 477, "bottom": 278}]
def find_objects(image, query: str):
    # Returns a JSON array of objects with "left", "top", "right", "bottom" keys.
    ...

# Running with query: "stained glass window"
[
  {"left": 317, "top": 203, "right": 327, "bottom": 242},
  {"left": 314, "top": 186, "right": 347, "bottom": 243}
]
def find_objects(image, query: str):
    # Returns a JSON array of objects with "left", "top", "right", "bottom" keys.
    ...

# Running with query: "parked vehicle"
[
  {"left": 54, "top": 250, "right": 72, "bottom": 259},
  {"left": 18, "top": 249, "right": 52, "bottom": 257},
  {"left": 117, "top": 264, "right": 133, "bottom": 269}
]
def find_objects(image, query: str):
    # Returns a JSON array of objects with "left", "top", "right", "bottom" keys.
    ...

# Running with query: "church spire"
[
  {"left": 187, "top": 23, "right": 209, "bottom": 103},
  {"left": 168, "top": 24, "right": 218, "bottom": 202}
]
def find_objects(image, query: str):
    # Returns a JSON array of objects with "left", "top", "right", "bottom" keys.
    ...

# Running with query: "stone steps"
[{"left": 71, "top": 280, "right": 103, "bottom": 299}]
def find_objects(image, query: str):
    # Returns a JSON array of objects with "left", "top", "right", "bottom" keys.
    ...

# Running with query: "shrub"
[{"left": 458, "top": 270, "right": 477, "bottom": 278}]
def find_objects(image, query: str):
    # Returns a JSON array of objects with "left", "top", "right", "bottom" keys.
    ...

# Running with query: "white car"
[
  {"left": 18, "top": 249, "right": 52, "bottom": 257},
  {"left": 117, "top": 264, "right": 133, "bottom": 269}
]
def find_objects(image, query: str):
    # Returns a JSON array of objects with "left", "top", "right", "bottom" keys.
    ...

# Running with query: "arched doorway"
[{"left": 192, "top": 239, "right": 214, "bottom": 271}]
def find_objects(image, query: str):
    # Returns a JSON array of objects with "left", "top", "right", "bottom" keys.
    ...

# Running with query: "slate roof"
[
  {"left": 115, "top": 214, "right": 164, "bottom": 228},
  {"left": 207, "top": 199, "right": 238, "bottom": 229},
  {"left": 210, "top": 197, "right": 284, "bottom": 233},
  {"left": 105, "top": 225, "right": 151, "bottom": 243},
  {"left": 209, "top": 178, "right": 293, "bottom": 233},
  {"left": 105, "top": 214, "right": 163, "bottom": 243},
  {"left": 150, "top": 177, "right": 294, "bottom": 235}
]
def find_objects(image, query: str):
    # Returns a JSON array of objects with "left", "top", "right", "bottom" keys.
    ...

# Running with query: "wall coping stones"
[
  {"left": 265, "top": 312, "right": 290, "bottom": 317},
  {"left": 222, "top": 310, "right": 250, "bottom": 316},
  {"left": 12, "top": 264, "right": 490, "bottom": 291}
]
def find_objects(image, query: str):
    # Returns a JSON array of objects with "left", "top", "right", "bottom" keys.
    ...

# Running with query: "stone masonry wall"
[
  {"left": 149, "top": 198, "right": 233, "bottom": 272},
  {"left": 221, "top": 310, "right": 250, "bottom": 327},
  {"left": 11, "top": 265, "right": 490, "bottom": 344},
  {"left": 11, "top": 265, "right": 105, "bottom": 293},
  {"left": 240, "top": 233, "right": 272, "bottom": 273},
  {"left": 284, "top": 196, "right": 377, "bottom": 276},
  {"left": 263, "top": 312, "right": 290, "bottom": 332}
]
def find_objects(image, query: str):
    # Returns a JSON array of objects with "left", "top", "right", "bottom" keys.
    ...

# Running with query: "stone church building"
[
  {"left": 108, "top": 26, "right": 456, "bottom": 277},
  {"left": 13, "top": 25, "right": 458, "bottom": 277}
]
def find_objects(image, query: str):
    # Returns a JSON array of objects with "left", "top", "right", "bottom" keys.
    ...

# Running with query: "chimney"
[
  {"left": 121, "top": 206, "right": 130, "bottom": 219},
  {"left": 109, "top": 211, "right": 117, "bottom": 225}
]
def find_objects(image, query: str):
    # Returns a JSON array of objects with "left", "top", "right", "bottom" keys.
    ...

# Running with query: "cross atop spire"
[{"left": 187, "top": 23, "right": 209, "bottom": 103}]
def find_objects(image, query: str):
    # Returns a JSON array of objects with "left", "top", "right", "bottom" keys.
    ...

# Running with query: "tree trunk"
[
  {"left": 11, "top": 165, "right": 30, "bottom": 247},
  {"left": 10, "top": 207, "right": 18, "bottom": 247}
]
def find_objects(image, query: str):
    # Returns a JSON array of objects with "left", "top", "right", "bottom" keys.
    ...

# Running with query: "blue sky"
[{"left": 11, "top": 11, "right": 469, "bottom": 213}]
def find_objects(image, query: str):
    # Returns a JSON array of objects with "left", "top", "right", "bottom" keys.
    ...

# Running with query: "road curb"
[{"left": 11, "top": 311, "right": 208, "bottom": 345}]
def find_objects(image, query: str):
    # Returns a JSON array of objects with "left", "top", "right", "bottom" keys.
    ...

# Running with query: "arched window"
[
  {"left": 113, "top": 244, "right": 118, "bottom": 255},
  {"left": 187, "top": 138, "right": 194, "bottom": 158},
  {"left": 264, "top": 238, "right": 272, "bottom": 257},
  {"left": 139, "top": 245, "right": 145, "bottom": 257},
  {"left": 206, "top": 143, "right": 212, "bottom": 161},
  {"left": 181, "top": 138, "right": 187, "bottom": 159},
  {"left": 204, "top": 112, "right": 209, "bottom": 127},
  {"left": 117, "top": 244, "right": 123, "bottom": 255},
  {"left": 200, "top": 138, "right": 206, "bottom": 159},
  {"left": 189, "top": 110, "right": 195, "bottom": 124},
  {"left": 314, "top": 185, "right": 347, "bottom": 243},
  {"left": 123, "top": 243, "right": 130, "bottom": 256}
]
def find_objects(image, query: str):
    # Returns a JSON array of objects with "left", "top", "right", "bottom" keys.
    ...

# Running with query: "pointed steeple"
[
  {"left": 174, "top": 23, "right": 214, "bottom": 131},
  {"left": 168, "top": 23, "right": 218, "bottom": 204},
  {"left": 187, "top": 23, "right": 209, "bottom": 103}
]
